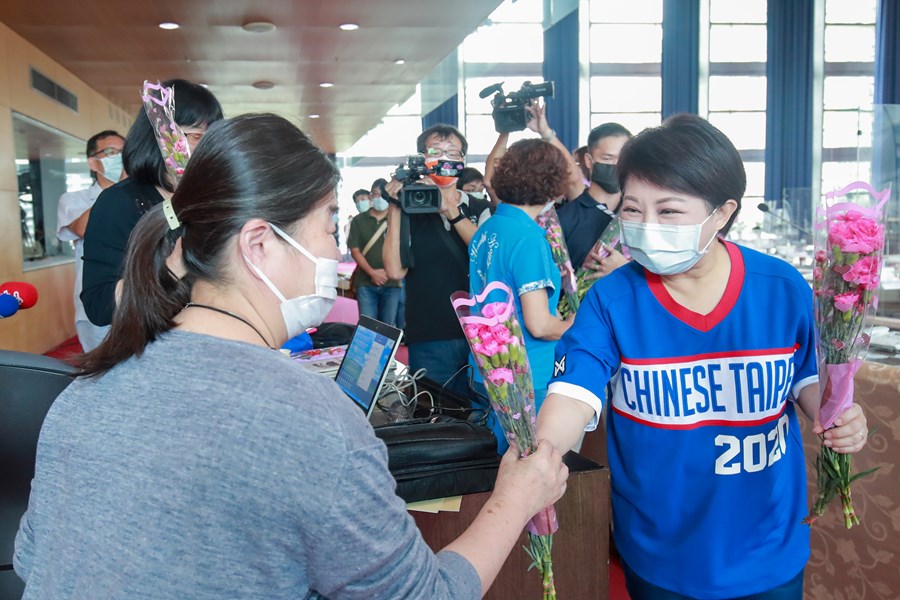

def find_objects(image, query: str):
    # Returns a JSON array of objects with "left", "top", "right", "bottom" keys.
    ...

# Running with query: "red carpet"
[
  {"left": 44, "top": 336, "right": 83, "bottom": 364},
  {"left": 610, "top": 553, "right": 630, "bottom": 599}
]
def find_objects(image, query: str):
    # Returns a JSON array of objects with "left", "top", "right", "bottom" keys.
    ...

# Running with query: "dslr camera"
[
  {"left": 480, "top": 80, "right": 555, "bottom": 133},
  {"left": 391, "top": 154, "right": 464, "bottom": 214}
]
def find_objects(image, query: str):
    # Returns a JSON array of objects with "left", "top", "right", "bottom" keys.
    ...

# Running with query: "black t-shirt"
[
  {"left": 401, "top": 196, "right": 491, "bottom": 344},
  {"left": 557, "top": 189, "right": 615, "bottom": 269},
  {"left": 81, "top": 179, "right": 165, "bottom": 326}
]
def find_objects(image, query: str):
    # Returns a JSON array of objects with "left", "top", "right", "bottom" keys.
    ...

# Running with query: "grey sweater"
[{"left": 14, "top": 331, "right": 480, "bottom": 599}]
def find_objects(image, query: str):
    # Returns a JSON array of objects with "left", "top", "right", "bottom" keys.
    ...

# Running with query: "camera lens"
[{"left": 412, "top": 190, "right": 426, "bottom": 205}]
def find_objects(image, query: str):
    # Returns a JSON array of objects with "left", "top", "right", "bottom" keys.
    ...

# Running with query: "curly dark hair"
[{"left": 491, "top": 139, "right": 569, "bottom": 206}]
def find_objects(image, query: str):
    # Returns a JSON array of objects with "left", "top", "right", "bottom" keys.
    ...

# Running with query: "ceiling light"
[
  {"left": 252, "top": 81, "right": 275, "bottom": 90},
  {"left": 319, "top": 82, "right": 334, "bottom": 88},
  {"left": 308, "top": 114, "right": 320, "bottom": 119},
  {"left": 159, "top": 22, "right": 180, "bottom": 30},
  {"left": 242, "top": 21, "right": 276, "bottom": 33},
  {"left": 339, "top": 23, "right": 359, "bottom": 31},
  {"left": 394, "top": 59, "right": 406, "bottom": 65}
]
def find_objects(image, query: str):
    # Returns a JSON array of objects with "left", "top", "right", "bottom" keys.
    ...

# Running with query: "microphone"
[
  {"left": 756, "top": 203, "right": 812, "bottom": 237},
  {"left": 0, "top": 293, "right": 19, "bottom": 318},
  {"left": 0, "top": 281, "right": 38, "bottom": 309},
  {"left": 479, "top": 83, "right": 503, "bottom": 99}
]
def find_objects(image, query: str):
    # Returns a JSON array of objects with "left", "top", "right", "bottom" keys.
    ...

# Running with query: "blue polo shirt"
[
  {"left": 468, "top": 203, "right": 561, "bottom": 392},
  {"left": 557, "top": 188, "right": 615, "bottom": 269}
]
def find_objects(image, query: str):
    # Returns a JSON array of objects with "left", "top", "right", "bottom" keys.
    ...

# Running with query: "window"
[
  {"left": 702, "top": 0, "right": 767, "bottom": 241},
  {"left": 461, "top": 0, "right": 545, "bottom": 156},
  {"left": 820, "top": 0, "right": 876, "bottom": 195},
  {"left": 14, "top": 112, "right": 91, "bottom": 269},
  {"left": 587, "top": 0, "right": 663, "bottom": 140}
]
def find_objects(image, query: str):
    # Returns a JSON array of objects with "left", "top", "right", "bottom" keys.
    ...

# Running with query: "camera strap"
[{"left": 360, "top": 221, "right": 387, "bottom": 258}]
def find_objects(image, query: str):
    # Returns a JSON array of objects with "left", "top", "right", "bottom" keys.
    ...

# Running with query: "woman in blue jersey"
[
  {"left": 537, "top": 114, "right": 868, "bottom": 600},
  {"left": 468, "top": 138, "right": 574, "bottom": 453}
]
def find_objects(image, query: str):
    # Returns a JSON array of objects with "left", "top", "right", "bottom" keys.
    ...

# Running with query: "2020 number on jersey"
[{"left": 714, "top": 414, "right": 789, "bottom": 475}]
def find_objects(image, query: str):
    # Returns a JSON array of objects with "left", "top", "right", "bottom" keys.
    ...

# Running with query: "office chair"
[{"left": 0, "top": 351, "right": 76, "bottom": 597}]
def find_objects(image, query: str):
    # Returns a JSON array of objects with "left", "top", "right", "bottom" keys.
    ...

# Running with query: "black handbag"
[{"left": 374, "top": 415, "right": 500, "bottom": 503}]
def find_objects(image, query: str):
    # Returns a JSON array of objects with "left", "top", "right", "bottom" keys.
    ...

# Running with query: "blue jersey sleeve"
[{"left": 547, "top": 281, "right": 621, "bottom": 425}]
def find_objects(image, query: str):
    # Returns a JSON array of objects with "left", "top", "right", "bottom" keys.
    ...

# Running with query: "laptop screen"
[{"left": 334, "top": 315, "right": 403, "bottom": 416}]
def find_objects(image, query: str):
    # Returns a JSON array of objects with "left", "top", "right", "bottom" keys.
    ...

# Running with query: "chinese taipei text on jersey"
[{"left": 548, "top": 240, "right": 817, "bottom": 599}]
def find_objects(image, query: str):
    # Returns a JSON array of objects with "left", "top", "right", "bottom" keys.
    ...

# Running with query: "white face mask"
[
  {"left": 244, "top": 223, "right": 339, "bottom": 339},
  {"left": 99, "top": 153, "right": 124, "bottom": 183},
  {"left": 371, "top": 197, "right": 389, "bottom": 211},
  {"left": 356, "top": 199, "right": 371, "bottom": 213},
  {"left": 467, "top": 190, "right": 486, "bottom": 200},
  {"left": 621, "top": 210, "right": 718, "bottom": 275}
]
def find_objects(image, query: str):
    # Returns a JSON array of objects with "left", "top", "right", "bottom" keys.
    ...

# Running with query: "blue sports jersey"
[{"left": 548, "top": 241, "right": 817, "bottom": 599}]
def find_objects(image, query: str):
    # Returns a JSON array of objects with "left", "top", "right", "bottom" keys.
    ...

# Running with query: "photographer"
[{"left": 382, "top": 124, "right": 491, "bottom": 394}]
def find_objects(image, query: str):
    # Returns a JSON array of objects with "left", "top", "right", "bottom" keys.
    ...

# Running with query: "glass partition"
[
  {"left": 14, "top": 112, "right": 91, "bottom": 269},
  {"left": 871, "top": 104, "right": 900, "bottom": 312}
]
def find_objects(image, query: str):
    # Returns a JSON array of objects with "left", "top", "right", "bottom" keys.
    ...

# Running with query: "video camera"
[
  {"left": 479, "top": 80, "right": 555, "bottom": 133},
  {"left": 391, "top": 154, "right": 464, "bottom": 214}
]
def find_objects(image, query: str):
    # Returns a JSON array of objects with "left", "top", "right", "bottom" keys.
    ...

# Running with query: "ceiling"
[{"left": 0, "top": 0, "right": 505, "bottom": 153}]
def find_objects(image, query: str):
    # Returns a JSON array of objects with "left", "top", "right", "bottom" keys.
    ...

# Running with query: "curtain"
[
  {"left": 542, "top": 8, "right": 579, "bottom": 150},
  {"left": 661, "top": 0, "right": 700, "bottom": 118},
  {"left": 421, "top": 94, "right": 458, "bottom": 130},
  {"left": 764, "top": 0, "right": 814, "bottom": 222},
  {"left": 875, "top": 0, "right": 900, "bottom": 104}
]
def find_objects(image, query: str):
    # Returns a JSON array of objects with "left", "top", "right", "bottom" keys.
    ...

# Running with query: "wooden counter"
[{"left": 411, "top": 456, "right": 610, "bottom": 599}]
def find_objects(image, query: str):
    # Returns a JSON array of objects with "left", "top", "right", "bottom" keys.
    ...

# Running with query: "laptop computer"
[{"left": 332, "top": 315, "right": 403, "bottom": 418}]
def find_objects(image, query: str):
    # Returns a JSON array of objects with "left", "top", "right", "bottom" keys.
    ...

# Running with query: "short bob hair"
[
  {"left": 123, "top": 79, "right": 224, "bottom": 193},
  {"left": 616, "top": 113, "right": 746, "bottom": 235},
  {"left": 491, "top": 139, "right": 569, "bottom": 206}
]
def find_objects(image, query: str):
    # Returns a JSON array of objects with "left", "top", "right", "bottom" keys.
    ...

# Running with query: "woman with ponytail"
[{"left": 15, "top": 114, "right": 568, "bottom": 600}]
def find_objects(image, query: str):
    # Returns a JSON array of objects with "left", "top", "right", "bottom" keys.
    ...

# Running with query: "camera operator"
[
  {"left": 558, "top": 123, "right": 632, "bottom": 274},
  {"left": 481, "top": 101, "right": 575, "bottom": 210},
  {"left": 382, "top": 124, "right": 492, "bottom": 395}
]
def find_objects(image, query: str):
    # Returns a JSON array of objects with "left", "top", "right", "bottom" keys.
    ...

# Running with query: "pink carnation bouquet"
[
  {"left": 536, "top": 204, "right": 579, "bottom": 317},
  {"left": 451, "top": 281, "right": 559, "bottom": 599},
  {"left": 140, "top": 80, "right": 191, "bottom": 187},
  {"left": 805, "top": 181, "right": 889, "bottom": 528},
  {"left": 558, "top": 218, "right": 624, "bottom": 319}
]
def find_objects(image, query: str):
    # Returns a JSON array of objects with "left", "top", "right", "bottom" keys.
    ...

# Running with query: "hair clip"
[{"left": 162, "top": 198, "right": 181, "bottom": 230}]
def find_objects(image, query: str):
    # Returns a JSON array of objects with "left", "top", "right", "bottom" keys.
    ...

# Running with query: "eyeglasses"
[
  {"left": 425, "top": 147, "right": 465, "bottom": 161},
  {"left": 90, "top": 147, "right": 122, "bottom": 158}
]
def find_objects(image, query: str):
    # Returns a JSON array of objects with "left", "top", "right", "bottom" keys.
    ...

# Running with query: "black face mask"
[{"left": 590, "top": 162, "right": 620, "bottom": 194}]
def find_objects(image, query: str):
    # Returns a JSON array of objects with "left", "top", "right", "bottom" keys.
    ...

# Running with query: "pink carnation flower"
[
  {"left": 486, "top": 367, "right": 514, "bottom": 386},
  {"left": 842, "top": 255, "right": 881, "bottom": 289},
  {"left": 482, "top": 302, "right": 508, "bottom": 319},
  {"left": 833, "top": 291, "right": 859, "bottom": 312},
  {"left": 492, "top": 326, "right": 513, "bottom": 344},
  {"left": 828, "top": 215, "right": 884, "bottom": 254},
  {"left": 481, "top": 339, "right": 501, "bottom": 357},
  {"left": 463, "top": 324, "right": 483, "bottom": 340},
  {"left": 815, "top": 250, "right": 827, "bottom": 263}
]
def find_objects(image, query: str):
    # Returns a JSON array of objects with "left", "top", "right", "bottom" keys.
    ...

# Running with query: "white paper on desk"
[{"left": 407, "top": 496, "right": 462, "bottom": 513}]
